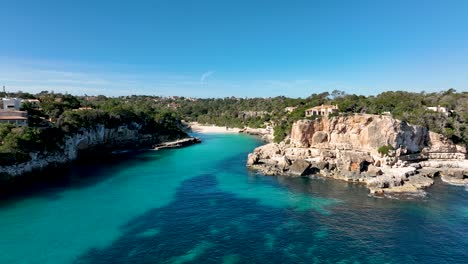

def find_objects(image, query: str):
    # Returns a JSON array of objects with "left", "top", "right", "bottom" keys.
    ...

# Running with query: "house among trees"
[
  {"left": 284, "top": 106, "right": 297, "bottom": 113},
  {"left": 22, "top": 99, "right": 41, "bottom": 109},
  {"left": 1, "top": 98, "right": 22, "bottom": 110},
  {"left": 1, "top": 98, "right": 40, "bottom": 110},
  {"left": 426, "top": 105, "right": 451, "bottom": 116},
  {"left": 305, "top": 104, "right": 339, "bottom": 117},
  {"left": 73, "top": 107, "right": 93, "bottom": 111},
  {"left": 0, "top": 96, "right": 35, "bottom": 126},
  {"left": 167, "top": 102, "right": 181, "bottom": 109},
  {"left": 0, "top": 110, "right": 28, "bottom": 126}
]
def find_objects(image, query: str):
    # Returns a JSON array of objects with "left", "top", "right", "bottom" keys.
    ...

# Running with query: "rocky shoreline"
[
  {"left": 238, "top": 127, "right": 273, "bottom": 142},
  {"left": 0, "top": 124, "right": 191, "bottom": 181},
  {"left": 247, "top": 114, "right": 467, "bottom": 195}
]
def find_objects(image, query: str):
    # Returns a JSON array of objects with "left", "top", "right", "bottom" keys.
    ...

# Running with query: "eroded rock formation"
[{"left": 247, "top": 114, "right": 467, "bottom": 195}]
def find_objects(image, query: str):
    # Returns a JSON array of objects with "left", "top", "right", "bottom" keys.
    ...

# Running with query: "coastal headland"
[
  {"left": 0, "top": 90, "right": 466, "bottom": 199},
  {"left": 247, "top": 114, "right": 467, "bottom": 196}
]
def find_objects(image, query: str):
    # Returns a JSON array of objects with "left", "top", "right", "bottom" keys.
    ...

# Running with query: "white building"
[
  {"left": 0, "top": 98, "right": 35, "bottom": 126},
  {"left": 426, "top": 105, "right": 451, "bottom": 116},
  {"left": 1, "top": 98, "right": 22, "bottom": 110},
  {"left": 305, "top": 104, "right": 339, "bottom": 117},
  {"left": 284, "top": 106, "right": 297, "bottom": 113}
]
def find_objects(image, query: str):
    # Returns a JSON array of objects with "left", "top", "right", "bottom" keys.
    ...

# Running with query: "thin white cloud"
[
  {"left": 0, "top": 59, "right": 203, "bottom": 96},
  {"left": 1, "top": 57, "right": 415, "bottom": 98},
  {"left": 0, "top": 59, "right": 347, "bottom": 97},
  {"left": 200, "top": 71, "right": 215, "bottom": 83}
]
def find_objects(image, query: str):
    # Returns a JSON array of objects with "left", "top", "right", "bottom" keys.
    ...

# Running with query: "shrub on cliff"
[
  {"left": 57, "top": 110, "right": 108, "bottom": 133},
  {"left": 0, "top": 124, "right": 64, "bottom": 165},
  {"left": 377, "top": 145, "right": 395, "bottom": 156},
  {"left": 273, "top": 121, "right": 291, "bottom": 143}
]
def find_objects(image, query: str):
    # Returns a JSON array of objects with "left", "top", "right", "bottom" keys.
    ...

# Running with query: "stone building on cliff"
[{"left": 305, "top": 104, "right": 339, "bottom": 117}]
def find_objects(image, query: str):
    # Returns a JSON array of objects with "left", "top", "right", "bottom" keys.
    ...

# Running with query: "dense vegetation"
[
  {"left": 1, "top": 92, "right": 186, "bottom": 165},
  {"left": 331, "top": 89, "right": 467, "bottom": 145},
  {"left": 0, "top": 124, "right": 64, "bottom": 165},
  {"left": 0, "top": 89, "right": 466, "bottom": 165},
  {"left": 166, "top": 89, "right": 467, "bottom": 144}
]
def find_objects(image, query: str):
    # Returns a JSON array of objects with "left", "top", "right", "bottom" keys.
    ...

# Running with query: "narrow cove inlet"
[{"left": 0, "top": 133, "right": 466, "bottom": 264}]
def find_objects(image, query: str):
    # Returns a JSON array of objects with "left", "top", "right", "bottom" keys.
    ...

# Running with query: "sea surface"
[{"left": 0, "top": 133, "right": 467, "bottom": 264}]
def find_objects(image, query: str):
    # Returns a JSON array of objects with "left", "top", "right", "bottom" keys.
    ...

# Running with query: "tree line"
[
  {"left": 0, "top": 92, "right": 186, "bottom": 165},
  {"left": 167, "top": 89, "right": 467, "bottom": 144},
  {"left": 1, "top": 89, "right": 466, "bottom": 165}
]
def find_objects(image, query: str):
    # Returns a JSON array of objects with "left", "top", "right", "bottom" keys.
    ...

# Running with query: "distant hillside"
[{"left": 2, "top": 89, "right": 466, "bottom": 153}]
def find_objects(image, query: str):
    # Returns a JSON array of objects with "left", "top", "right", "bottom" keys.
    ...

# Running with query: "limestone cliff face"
[
  {"left": 425, "top": 131, "right": 466, "bottom": 159},
  {"left": 290, "top": 114, "right": 466, "bottom": 159},
  {"left": 248, "top": 114, "right": 467, "bottom": 195},
  {"left": 0, "top": 123, "right": 167, "bottom": 179},
  {"left": 290, "top": 114, "right": 430, "bottom": 154}
]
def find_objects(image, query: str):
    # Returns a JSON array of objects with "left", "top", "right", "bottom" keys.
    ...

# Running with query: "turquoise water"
[{"left": 0, "top": 134, "right": 467, "bottom": 264}]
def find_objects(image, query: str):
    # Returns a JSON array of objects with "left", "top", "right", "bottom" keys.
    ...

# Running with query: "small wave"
[
  {"left": 367, "top": 193, "right": 384, "bottom": 199},
  {"left": 368, "top": 190, "right": 427, "bottom": 200},
  {"left": 440, "top": 176, "right": 467, "bottom": 187}
]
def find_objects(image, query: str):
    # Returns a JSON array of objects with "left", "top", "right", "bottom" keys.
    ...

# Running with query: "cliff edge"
[
  {"left": 0, "top": 123, "right": 190, "bottom": 180},
  {"left": 247, "top": 114, "right": 467, "bottom": 195}
]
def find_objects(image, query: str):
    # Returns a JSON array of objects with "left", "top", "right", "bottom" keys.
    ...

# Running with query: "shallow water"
[{"left": 0, "top": 134, "right": 466, "bottom": 264}]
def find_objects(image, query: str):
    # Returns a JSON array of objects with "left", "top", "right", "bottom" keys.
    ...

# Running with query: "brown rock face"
[
  {"left": 350, "top": 162, "right": 360, "bottom": 172},
  {"left": 253, "top": 143, "right": 282, "bottom": 159},
  {"left": 247, "top": 153, "right": 259, "bottom": 166},
  {"left": 288, "top": 159, "right": 311, "bottom": 176},
  {"left": 312, "top": 131, "right": 328, "bottom": 144},
  {"left": 424, "top": 132, "right": 467, "bottom": 159},
  {"left": 291, "top": 114, "right": 432, "bottom": 153}
]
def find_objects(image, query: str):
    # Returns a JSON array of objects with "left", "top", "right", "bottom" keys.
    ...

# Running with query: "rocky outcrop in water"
[
  {"left": 247, "top": 114, "right": 467, "bottom": 195},
  {"left": 239, "top": 127, "right": 274, "bottom": 142}
]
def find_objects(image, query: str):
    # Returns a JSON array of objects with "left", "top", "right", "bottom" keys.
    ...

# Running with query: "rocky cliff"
[
  {"left": 290, "top": 114, "right": 430, "bottom": 153},
  {"left": 247, "top": 114, "right": 467, "bottom": 195},
  {"left": 0, "top": 123, "right": 185, "bottom": 179}
]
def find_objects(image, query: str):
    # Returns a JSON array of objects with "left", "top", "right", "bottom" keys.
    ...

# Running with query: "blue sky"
[{"left": 1, "top": 0, "right": 467, "bottom": 97}]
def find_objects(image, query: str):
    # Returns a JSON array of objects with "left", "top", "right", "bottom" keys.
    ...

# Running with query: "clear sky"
[{"left": 1, "top": 0, "right": 467, "bottom": 97}]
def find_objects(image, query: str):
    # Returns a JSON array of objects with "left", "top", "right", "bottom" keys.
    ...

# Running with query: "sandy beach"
[{"left": 189, "top": 122, "right": 241, "bottom": 134}]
